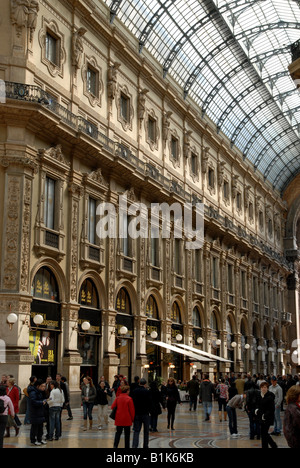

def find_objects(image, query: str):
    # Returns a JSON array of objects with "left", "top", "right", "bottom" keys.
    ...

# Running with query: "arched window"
[
  {"left": 116, "top": 287, "right": 132, "bottom": 315},
  {"left": 79, "top": 279, "right": 99, "bottom": 309},
  {"left": 171, "top": 301, "right": 181, "bottom": 324},
  {"left": 192, "top": 307, "right": 201, "bottom": 328},
  {"left": 211, "top": 311, "right": 218, "bottom": 332},
  {"left": 146, "top": 295, "right": 159, "bottom": 319},
  {"left": 32, "top": 267, "right": 59, "bottom": 302}
]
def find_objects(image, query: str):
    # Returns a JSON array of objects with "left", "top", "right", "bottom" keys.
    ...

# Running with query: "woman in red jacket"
[
  {"left": 111, "top": 386, "right": 135, "bottom": 448},
  {"left": 6, "top": 378, "right": 20, "bottom": 437}
]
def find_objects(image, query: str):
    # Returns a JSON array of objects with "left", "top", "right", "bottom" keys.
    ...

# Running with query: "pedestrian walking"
[
  {"left": 28, "top": 379, "right": 47, "bottom": 446},
  {"left": 166, "top": 378, "right": 182, "bottom": 430},
  {"left": 269, "top": 376, "right": 283, "bottom": 436},
  {"left": 61, "top": 376, "right": 73, "bottom": 420},
  {"left": 256, "top": 382, "right": 278, "bottom": 449},
  {"left": 5, "top": 378, "right": 20, "bottom": 437},
  {"left": 111, "top": 385, "right": 135, "bottom": 449},
  {"left": 199, "top": 374, "right": 215, "bottom": 422},
  {"left": 187, "top": 375, "right": 200, "bottom": 412},
  {"left": 216, "top": 378, "right": 229, "bottom": 422},
  {"left": 131, "top": 378, "right": 152, "bottom": 448},
  {"left": 96, "top": 381, "right": 112, "bottom": 430},
  {"left": 0, "top": 386, "right": 15, "bottom": 449},
  {"left": 48, "top": 380, "right": 65, "bottom": 441},
  {"left": 81, "top": 377, "right": 97, "bottom": 431},
  {"left": 226, "top": 393, "right": 244, "bottom": 438},
  {"left": 283, "top": 385, "right": 300, "bottom": 449},
  {"left": 245, "top": 381, "right": 261, "bottom": 440},
  {"left": 149, "top": 381, "right": 164, "bottom": 433},
  {"left": 235, "top": 374, "right": 245, "bottom": 395}
]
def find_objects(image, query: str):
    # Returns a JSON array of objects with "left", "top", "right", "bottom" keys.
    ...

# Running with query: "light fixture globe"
[
  {"left": 119, "top": 326, "right": 128, "bottom": 336},
  {"left": 150, "top": 331, "right": 158, "bottom": 340},
  {"left": 244, "top": 344, "right": 251, "bottom": 350},
  {"left": 33, "top": 314, "right": 44, "bottom": 326},
  {"left": 231, "top": 341, "right": 237, "bottom": 348},
  {"left": 197, "top": 337, "right": 203, "bottom": 345},
  {"left": 176, "top": 334, "right": 183, "bottom": 342},
  {"left": 7, "top": 313, "right": 18, "bottom": 326}
]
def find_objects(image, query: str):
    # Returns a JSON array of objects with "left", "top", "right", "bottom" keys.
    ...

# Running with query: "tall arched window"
[
  {"left": 30, "top": 267, "right": 61, "bottom": 379},
  {"left": 116, "top": 287, "right": 132, "bottom": 315},
  {"left": 192, "top": 307, "right": 202, "bottom": 346},
  {"left": 32, "top": 267, "right": 59, "bottom": 302},
  {"left": 146, "top": 295, "right": 159, "bottom": 319},
  {"left": 115, "top": 288, "right": 133, "bottom": 382},
  {"left": 146, "top": 295, "right": 161, "bottom": 382},
  {"left": 79, "top": 279, "right": 99, "bottom": 309},
  {"left": 171, "top": 301, "right": 181, "bottom": 324},
  {"left": 78, "top": 279, "right": 101, "bottom": 382}
]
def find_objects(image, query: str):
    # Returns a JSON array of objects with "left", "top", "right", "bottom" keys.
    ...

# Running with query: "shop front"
[
  {"left": 115, "top": 288, "right": 133, "bottom": 383},
  {"left": 78, "top": 279, "right": 102, "bottom": 384},
  {"left": 170, "top": 301, "right": 184, "bottom": 381},
  {"left": 145, "top": 295, "right": 162, "bottom": 382},
  {"left": 30, "top": 267, "right": 61, "bottom": 381}
]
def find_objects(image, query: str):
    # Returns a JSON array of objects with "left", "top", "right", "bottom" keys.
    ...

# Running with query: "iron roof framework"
[{"left": 106, "top": 0, "right": 300, "bottom": 193}]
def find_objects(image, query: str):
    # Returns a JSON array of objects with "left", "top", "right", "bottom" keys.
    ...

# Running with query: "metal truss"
[
  {"left": 253, "top": 128, "right": 298, "bottom": 170},
  {"left": 164, "top": 19, "right": 299, "bottom": 78},
  {"left": 184, "top": 43, "right": 290, "bottom": 100},
  {"left": 280, "top": 165, "right": 300, "bottom": 195},
  {"left": 163, "top": 10, "right": 221, "bottom": 77},
  {"left": 139, "top": 0, "right": 177, "bottom": 53},
  {"left": 216, "top": 79, "right": 264, "bottom": 131},
  {"left": 231, "top": 86, "right": 300, "bottom": 146},
  {"left": 200, "top": 59, "right": 252, "bottom": 115},
  {"left": 238, "top": 88, "right": 300, "bottom": 155},
  {"left": 264, "top": 139, "right": 300, "bottom": 181}
]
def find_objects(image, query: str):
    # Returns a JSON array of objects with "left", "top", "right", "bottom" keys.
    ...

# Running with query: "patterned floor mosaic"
[{"left": 4, "top": 403, "right": 289, "bottom": 449}]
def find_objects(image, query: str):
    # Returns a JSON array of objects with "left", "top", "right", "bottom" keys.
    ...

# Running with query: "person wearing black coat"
[
  {"left": 256, "top": 382, "right": 278, "bottom": 449},
  {"left": 131, "top": 379, "right": 152, "bottom": 449},
  {"left": 149, "top": 381, "right": 165, "bottom": 432},
  {"left": 28, "top": 380, "right": 47, "bottom": 446},
  {"left": 166, "top": 378, "right": 182, "bottom": 431}
]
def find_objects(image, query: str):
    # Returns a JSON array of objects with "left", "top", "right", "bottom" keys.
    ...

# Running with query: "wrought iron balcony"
[{"left": 1, "top": 81, "right": 294, "bottom": 272}]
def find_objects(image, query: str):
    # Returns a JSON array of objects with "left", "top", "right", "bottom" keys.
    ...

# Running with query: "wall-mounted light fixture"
[{"left": 7, "top": 305, "right": 18, "bottom": 330}]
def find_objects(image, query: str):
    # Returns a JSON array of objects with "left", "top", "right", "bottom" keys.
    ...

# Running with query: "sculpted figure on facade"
[
  {"left": 11, "top": 0, "right": 29, "bottom": 36},
  {"left": 183, "top": 130, "right": 192, "bottom": 159},
  {"left": 107, "top": 62, "right": 121, "bottom": 101},
  {"left": 27, "top": 0, "right": 39, "bottom": 42},
  {"left": 162, "top": 111, "right": 172, "bottom": 144},
  {"left": 72, "top": 28, "right": 87, "bottom": 74},
  {"left": 138, "top": 88, "right": 149, "bottom": 123}
]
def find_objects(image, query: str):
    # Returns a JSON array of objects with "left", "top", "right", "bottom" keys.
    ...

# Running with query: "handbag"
[{"left": 109, "top": 406, "right": 117, "bottom": 420}]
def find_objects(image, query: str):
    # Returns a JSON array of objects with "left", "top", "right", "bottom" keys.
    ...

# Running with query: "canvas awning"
[
  {"left": 147, "top": 340, "right": 216, "bottom": 363},
  {"left": 176, "top": 343, "right": 233, "bottom": 363}
]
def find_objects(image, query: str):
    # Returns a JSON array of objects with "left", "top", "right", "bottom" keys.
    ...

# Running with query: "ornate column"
[
  {"left": 102, "top": 309, "right": 119, "bottom": 384},
  {"left": 0, "top": 149, "right": 38, "bottom": 389}
]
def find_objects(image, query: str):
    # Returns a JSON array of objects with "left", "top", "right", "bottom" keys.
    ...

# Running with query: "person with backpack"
[{"left": 0, "top": 386, "right": 15, "bottom": 449}]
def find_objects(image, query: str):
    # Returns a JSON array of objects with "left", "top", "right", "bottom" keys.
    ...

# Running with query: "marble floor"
[{"left": 4, "top": 403, "right": 289, "bottom": 449}]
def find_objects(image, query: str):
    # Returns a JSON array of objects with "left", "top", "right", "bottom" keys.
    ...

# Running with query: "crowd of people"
[{"left": 0, "top": 371, "right": 300, "bottom": 449}]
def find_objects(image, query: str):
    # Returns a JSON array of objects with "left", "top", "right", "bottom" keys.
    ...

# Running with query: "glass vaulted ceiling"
[{"left": 104, "top": 0, "right": 300, "bottom": 193}]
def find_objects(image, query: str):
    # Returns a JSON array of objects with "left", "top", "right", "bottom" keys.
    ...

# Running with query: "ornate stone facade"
[{"left": 0, "top": 0, "right": 299, "bottom": 398}]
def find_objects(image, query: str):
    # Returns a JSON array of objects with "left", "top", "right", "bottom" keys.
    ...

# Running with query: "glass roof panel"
[{"left": 104, "top": 0, "right": 300, "bottom": 192}]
